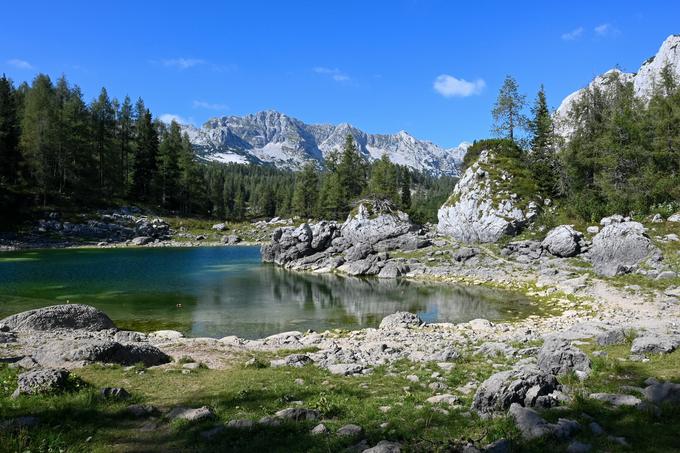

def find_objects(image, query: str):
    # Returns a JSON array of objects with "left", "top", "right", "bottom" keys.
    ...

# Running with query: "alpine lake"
[{"left": 0, "top": 246, "right": 540, "bottom": 339}]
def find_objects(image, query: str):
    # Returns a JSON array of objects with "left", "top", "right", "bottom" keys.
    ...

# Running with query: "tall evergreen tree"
[
  {"left": 0, "top": 75, "right": 21, "bottom": 186},
  {"left": 492, "top": 75, "right": 527, "bottom": 141},
  {"left": 527, "top": 85, "right": 559, "bottom": 196},
  {"left": 292, "top": 161, "right": 319, "bottom": 218},
  {"left": 131, "top": 108, "right": 158, "bottom": 201},
  {"left": 117, "top": 96, "right": 134, "bottom": 192},
  {"left": 90, "top": 87, "right": 116, "bottom": 194},
  {"left": 369, "top": 153, "right": 398, "bottom": 201},
  {"left": 20, "top": 74, "right": 57, "bottom": 204},
  {"left": 158, "top": 121, "right": 182, "bottom": 208},
  {"left": 400, "top": 169, "right": 411, "bottom": 209},
  {"left": 337, "top": 134, "right": 367, "bottom": 199}
]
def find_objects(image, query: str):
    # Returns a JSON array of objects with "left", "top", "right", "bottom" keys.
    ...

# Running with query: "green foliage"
[
  {"left": 561, "top": 68, "right": 680, "bottom": 220},
  {"left": 492, "top": 75, "right": 527, "bottom": 141},
  {"left": 292, "top": 161, "right": 320, "bottom": 218},
  {"left": 368, "top": 153, "right": 398, "bottom": 202},
  {"left": 527, "top": 85, "right": 560, "bottom": 197}
]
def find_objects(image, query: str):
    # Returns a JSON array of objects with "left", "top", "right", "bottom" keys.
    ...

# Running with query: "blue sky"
[{"left": 1, "top": 0, "right": 678, "bottom": 147}]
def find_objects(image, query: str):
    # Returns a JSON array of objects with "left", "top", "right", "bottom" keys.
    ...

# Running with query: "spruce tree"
[
  {"left": 400, "top": 169, "right": 411, "bottom": 209},
  {"left": 0, "top": 75, "right": 21, "bottom": 186},
  {"left": 337, "top": 134, "right": 366, "bottom": 199},
  {"left": 369, "top": 153, "right": 398, "bottom": 201},
  {"left": 492, "top": 75, "right": 527, "bottom": 141},
  {"left": 292, "top": 161, "right": 319, "bottom": 218},
  {"left": 527, "top": 85, "right": 559, "bottom": 196},
  {"left": 158, "top": 121, "right": 182, "bottom": 208},
  {"left": 131, "top": 108, "right": 158, "bottom": 201}
]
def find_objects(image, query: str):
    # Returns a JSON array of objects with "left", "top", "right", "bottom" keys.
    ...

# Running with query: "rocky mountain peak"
[{"left": 184, "top": 110, "right": 464, "bottom": 176}]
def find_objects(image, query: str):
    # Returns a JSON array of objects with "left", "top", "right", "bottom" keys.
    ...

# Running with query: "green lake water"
[{"left": 0, "top": 246, "right": 538, "bottom": 339}]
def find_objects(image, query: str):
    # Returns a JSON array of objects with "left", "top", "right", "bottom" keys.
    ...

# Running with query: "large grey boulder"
[
  {"left": 537, "top": 338, "right": 591, "bottom": 377},
  {"left": 33, "top": 339, "right": 171, "bottom": 368},
  {"left": 509, "top": 403, "right": 580, "bottom": 440},
  {"left": 379, "top": 312, "right": 424, "bottom": 330},
  {"left": 589, "top": 222, "right": 660, "bottom": 276},
  {"left": 437, "top": 150, "right": 539, "bottom": 243},
  {"left": 541, "top": 225, "right": 584, "bottom": 257},
  {"left": 340, "top": 199, "right": 417, "bottom": 246},
  {"left": 630, "top": 333, "right": 680, "bottom": 355},
  {"left": 12, "top": 368, "right": 70, "bottom": 398},
  {"left": 1, "top": 304, "right": 116, "bottom": 332},
  {"left": 643, "top": 382, "right": 680, "bottom": 405},
  {"left": 471, "top": 365, "right": 560, "bottom": 414}
]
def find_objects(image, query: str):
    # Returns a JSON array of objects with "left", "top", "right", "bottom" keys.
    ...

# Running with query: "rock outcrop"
[
  {"left": 12, "top": 368, "right": 70, "bottom": 398},
  {"left": 437, "top": 150, "right": 539, "bottom": 243},
  {"left": 262, "top": 199, "right": 428, "bottom": 276},
  {"left": 589, "top": 222, "right": 660, "bottom": 276}
]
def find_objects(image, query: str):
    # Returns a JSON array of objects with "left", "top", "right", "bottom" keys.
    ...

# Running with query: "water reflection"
[{"left": 0, "top": 247, "right": 535, "bottom": 339}]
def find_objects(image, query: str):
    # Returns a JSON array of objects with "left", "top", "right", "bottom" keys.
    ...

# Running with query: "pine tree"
[
  {"left": 369, "top": 153, "right": 398, "bottom": 201},
  {"left": 527, "top": 85, "right": 559, "bottom": 196},
  {"left": 158, "top": 121, "right": 182, "bottom": 208},
  {"left": 0, "top": 75, "right": 21, "bottom": 186},
  {"left": 292, "top": 161, "right": 319, "bottom": 218},
  {"left": 178, "top": 133, "right": 201, "bottom": 214},
  {"left": 90, "top": 87, "right": 116, "bottom": 195},
  {"left": 131, "top": 108, "right": 158, "bottom": 201},
  {"left": 337, "top": 134, "right": 366, "bottom": 199},
  {"left": 20, "top": 74, "right": 57, "bottom": 205},
  {"left": 492, "top": 75, "right": 527, "bottom": 141},
  {"left": 117, "top": 96, "right": 134, "bottom": 192},
  {"left": 400, "top": 169, "right": 411, "bottom": 209}
]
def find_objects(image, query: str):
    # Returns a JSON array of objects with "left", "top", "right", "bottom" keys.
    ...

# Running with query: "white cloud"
[
  {"left": 7, "top": 59, "right": 33, "bottom": 69},
  {"left": 313, "top": 66, "right": 350, "bottom": 82},
  {"left": 159, "top": 113, "right": 190, "bottom": 125},
  {"left": 594, "top": 23, "right": 617, "bottom": 36},
  {"left": 161, "top": 58, "right": 206, "bottom": 69},
  {"left": 561, "top": 27, "right": 584, "bottom": 41},
  {"left": 433, "top": 75, "right": 485, "bottom": 97},
  {"left": 192, "top": 100, "right": 229, "bottom": 110}
]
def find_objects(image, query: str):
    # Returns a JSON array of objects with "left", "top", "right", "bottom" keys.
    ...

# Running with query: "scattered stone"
[
  {"left": 508, "top": 403, "right": 553, "bottom": 439},
  {"left": 337, "top": 423, "right": 364, "bottom": 437},
  {"left": 127, "top": 404, "right": 157, "bottom": 417},
  {"left": 167, "top": 406, "right": 215, "bottom": 422},
  {"left": 541, "top": 225, "right": 584, "bottom": 257},
  {"left": 100, "top": 387, "right": 130, "bottom": 399},
  {"left": 643, "top": 381, "right": 680, "bottom": 405},
  {"left": 589, "top": 421, "right": 605, "bottom": 435},
  {"left": 588, "top": 393, "right": 642, "bottom": 407},
  {"left": 537, "top": 338, "right": 591, "bottom": 377},
  {"left": 226, "top": 419, "right": 254, "bottom": 430},
  {"left": 426, "top": 394, "right": 461, "bottom": 405},
  {"left": 0, "top": 416, "right": 40, "bottom": 432},
  {"left": 328, "top": 363, "right": 365, "bottom": 376},
  {"left": 631, "top": 333, "right": 680, "bottom": 354},
  {"left": 294, "top": 378, "right": 305, "bottom": 386},
  {"left": 379, "top": 312, "right": 423, "bottom": 330},
  {"left": 472, "top": 366, "right": 560, "bottom": 414},
  {"left": 12, "top": 368, "right": 69, "bottom": 398},
  {"left": 274, "top": 407, "right": 320, "bottom": 421},
  {"left": 311, "top": 423, "right": 329, "bottom": 435},
  {"left": 258, "top": 416, "right": 282, "bottom": 427},
  {"left": 596, "top": 329, "right": 627, "bottom": 346},
  {"left": 362, "top": 440, "right": 401, "bottom": 452},
  {"left": 131, "top": 236, "right": 152, "bottom": 246},
  {"left": 149, "top": 330, "right": 184, "bottom": 341},
  {"left": 586, "top": 226, "right": 599, "bottom": 234},
  {"left": 475, "top": 342, "right": 516, "bottom": 358},
  {"left": 406, "top": 374, "right": 419, "bottom": 383}
]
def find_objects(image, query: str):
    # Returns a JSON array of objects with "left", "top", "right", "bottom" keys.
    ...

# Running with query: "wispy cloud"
[
  {"left": 192, "top": 100, "right": 228, "bottom": 110},
  {"left": 7, "top": 58, "right": 33, "bottom": 69},
  {"left": 561, "top": 27, "right": 584, "bottom": 41},
  {"left": 313, "top": 67, "right": 350, "bottom": 82},
  {"left": 594, "top": 23, "right": 619, "bottom": 37},
  {"left": 159, "top": 113, "right": 191, "bottom": 125},
  {"left": 433, "top": 75, "right": 485, "bottom": 98},
  {"left": 160, "top": 58, "right": 206, "bottom": 69}
]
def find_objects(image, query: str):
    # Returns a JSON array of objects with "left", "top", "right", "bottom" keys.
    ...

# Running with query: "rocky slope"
[
  {"left": 182, "top": 110, "right": 468, "bottom": 176},
  {"left": 555, "top": 34, "right": 680, "bottom": 137},
  {"left": 436, "top": 149, "right": 540, "bottom": 243}
]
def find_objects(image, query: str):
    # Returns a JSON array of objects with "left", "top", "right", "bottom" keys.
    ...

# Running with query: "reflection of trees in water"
[{"left": 257, "top": 265, "right": 532, "bottom": 325}]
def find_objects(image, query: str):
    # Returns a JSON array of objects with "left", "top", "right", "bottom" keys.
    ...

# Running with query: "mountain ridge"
[{"left": 182, "top": 110, "right": 468, "bottom": 176}]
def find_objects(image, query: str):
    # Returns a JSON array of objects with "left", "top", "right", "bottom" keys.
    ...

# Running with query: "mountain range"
[{"left": 182, "top": 111, "right": 469, "bottom": 176}]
